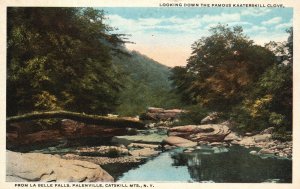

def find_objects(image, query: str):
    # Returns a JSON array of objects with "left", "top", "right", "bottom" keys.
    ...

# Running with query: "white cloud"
[
  {"left": 245, "top": 25, "right": 267, "bottom": 33},
  {"left": 262, "top": 17, "right": 282, "bottom": 25},
  {"left": 228, "top": 21, "right": 252, "bottom": 26},
  {"left": 138, "top": 18, "right": 162, "bottom": 26},
  {"left": 276, "top": 23, "right": 292, "bottom": 30},
  {"left": 275, "top": 18, "right": 292, "bottom": 30},
  {"left": 106, "top": 13, "right": 241, "bottom": 35},
  {"left": 241, "top": 8, "right": 271, "bottom": 16},
  {"left": 251, "top": 33, "right": 289, "bottom": 46},
  {"left": 202, "top": 13, "right": 240, "bottom": 23}
]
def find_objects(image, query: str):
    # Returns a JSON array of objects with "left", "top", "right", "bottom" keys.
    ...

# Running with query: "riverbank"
[{"left": 6, "top": 108, "right": 292, "bottom": 182}]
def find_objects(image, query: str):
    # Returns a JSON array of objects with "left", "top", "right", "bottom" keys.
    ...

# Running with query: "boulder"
[
  {"left": 129, "top": 148, "right": 160, "bottom": 157},
  {"left": 258, "top": 149, "right": 274, "bottom": 155},
  {"left": 224, "top": 132, "right": 241, "bottom": 142},
  {"left": 260, "top": 127, "right": 275, "bottom": 134},
  {"left": 7, "top": 119, "right": 132, "bottom": 148},
  {"left": 112, "top": 134, "right": 167, "bottom": 145},
  {"left": 6, "top": 151, "right": 114, "bottom": 182},
  {"left": 201, "top": 112, "right": 220, "bottom": 124},
  {"left": 162, "top": 136, "right": 197, "bottom": 147},
  {"left": 253, "top": 134, "right": 272, "bottom": 142},
  {"left": 128, "top": 143, "right": 158, "bottom": 149},
  {"left": 210, "top": 142, "right": 223, "bottom": 146},
  {"left": 245, "top": 132, "right": 255, "bottom": 136},
  {"left": 141, "top": 107, "right": 186, "bottom": 121},
  {"left": 237, "top": 137, "right": 255, "bottom": 146},
  {"left": 168, "top": 124, "right": 231, "bottom": 142}
]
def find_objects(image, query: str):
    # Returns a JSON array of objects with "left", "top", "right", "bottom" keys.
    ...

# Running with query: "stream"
[
  {"left": 26, "top": 128, "right": 292, "bottom": 183},
  {"left": 116, "top": 145, "right": 292, "bottom": 183}
]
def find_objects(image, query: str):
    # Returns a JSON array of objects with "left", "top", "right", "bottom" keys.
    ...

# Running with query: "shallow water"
[{"left": 117, "top": 145, "right": 292, "bottom": 183}]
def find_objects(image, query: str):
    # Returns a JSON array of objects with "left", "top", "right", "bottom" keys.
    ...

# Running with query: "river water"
[{"left": 117, "top": 145, "right": 292, "bottom": 183}]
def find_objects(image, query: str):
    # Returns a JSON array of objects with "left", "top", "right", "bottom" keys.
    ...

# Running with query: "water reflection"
[{"left": 171, "top": 146, "right": 292, "bottom": 183}]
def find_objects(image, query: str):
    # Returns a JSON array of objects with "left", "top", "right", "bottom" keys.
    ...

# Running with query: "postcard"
[{"left": 1, "top": 0, "right": 299, "bottom": 189}]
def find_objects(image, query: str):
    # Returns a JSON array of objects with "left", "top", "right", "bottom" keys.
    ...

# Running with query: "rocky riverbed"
[{"left": 6, "top": 108, "right": 293, "bottom": 182}]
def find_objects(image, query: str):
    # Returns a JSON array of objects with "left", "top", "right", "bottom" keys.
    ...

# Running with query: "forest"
[{"left": 7, "top": 7, "right": 292, "bottom": 139}]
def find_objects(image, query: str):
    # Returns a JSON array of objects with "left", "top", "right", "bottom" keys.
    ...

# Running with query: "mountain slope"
[{"left": 113, "top": 50, "right": 182, "bottom": 116}]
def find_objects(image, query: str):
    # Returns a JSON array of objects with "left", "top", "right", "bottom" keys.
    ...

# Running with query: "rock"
[
  {"left": 258, "top": 149, "right": 274, "bottom": 155},
  {"left": 253, "top": 134, "right": 272, "bottom": 142},
  {"left": 283, "top": 148, "right": 291, "bottom": 153},
  {"left": 211, "top": 147, "right": 229, "bottom": 154},
  {"left": 198, "top": 141, "right": 209, "bottom": 145},
  {"left": 62, "top": 154, "right": 141, "bottom": 165},
  {"left": 112, "top": 134, "right": 167, "bottom": 145},
  {"left": 245, "top": 132, "right": 255, "bottom": 136},
  {"left": 7, "top": 129, "right": 63, "bottom": 149},
  {"left": 60, "top": 119, "right": 128, "bottom": 138},
  {"left": 210, "top": 142, "right": 223, "bottom": 146},
  {"left": 7, "top": 119, "right": 132, "bottom": 149},
  {"left": 147, "top": 107, "right": 164, "bottom": 113},
  {"left": 162, "top": 136, "right": 197, "bottom": 147},
  {"left": 183, "top": 148, "right": 194, "bottom": 153},
  {"left": 107, "top": 114, "right": 119, "bottom": 118},
  {"left": 163, "top": 145, "right": 176, "bottom": 151},
  {"left": 238, "top": 137, "right": 255, "bottom": 146},
  {"left": 75, "top": 146, "right": 129, "bottom": 156},
  {"left": 231, "top": 140, "right": 240, "bottom": 145},
  {"left": 64, "top": 153, "right": 78, "bottom": 158},
  {"left": 222, "top": 143, "right": 230, "bottom": 147},
  {"left": 6, "top": 151, "right": 114, "bottom": 182},
  {"left": 224, "top": 132, "right": 241, "bottom": 142},
  {"left": 220, "top": 120, "right": 235, "bottom": 127},
  {"left": 128, "top": 143, "right": 158, "bottom": 149},
  {"left": 168, "top": 124, "right": 231, "bottom": 142},
  {"left": 147, "top": 123, "right": 156, "bottom": 128},
  {"left": 141, "top": 107, "right": 186, "bottom": 121},
  {"left": 129, "top": 148, "right": 160, "bottom": 157},
  {"left": 260, "top": 127, "right": 275, "bottom": 134},
  {"left": 201, "top": 112, "right": 220, "bottom": 124},
  {"left": 275, "top": 144, "right": 286, "bottom": 149},
  {"left": 249, "top": 151, "right": 257, "bottom": 155}
]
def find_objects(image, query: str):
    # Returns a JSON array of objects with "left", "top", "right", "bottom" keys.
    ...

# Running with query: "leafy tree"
[
  {"left": 171, "top": 25, "right": 275, "bottom": 111},
  {"left": 7, "top": 7, "right": 126, "bottom": 116},
  {"left": 171, "top": 25, "right": 292, "bottom": 134},
  {"left": 244, "top": 27, "right": 293, "bottom": 131}
]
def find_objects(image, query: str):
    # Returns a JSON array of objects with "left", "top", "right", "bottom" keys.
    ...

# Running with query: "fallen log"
[{"left": 7, "top": 111, "right": 144, "bottom": 128}]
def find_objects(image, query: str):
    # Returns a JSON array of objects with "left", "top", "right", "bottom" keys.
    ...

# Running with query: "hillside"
[{"left": 113, "top": 50, "right": 182, "bottom": 116}]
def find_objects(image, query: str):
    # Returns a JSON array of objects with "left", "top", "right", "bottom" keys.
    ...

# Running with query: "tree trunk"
[{"left": 6, "top": 111, "right": 144, "bottom": 128}]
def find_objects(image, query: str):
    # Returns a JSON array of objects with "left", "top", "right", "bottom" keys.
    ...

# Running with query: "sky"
[{"left": 101, "top": 7, "right": 293, "bottom": 67}]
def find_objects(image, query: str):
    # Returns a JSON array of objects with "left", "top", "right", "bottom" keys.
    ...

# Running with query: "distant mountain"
[{"left": 113, "top": 50, "right": 182, "bottom": 116}]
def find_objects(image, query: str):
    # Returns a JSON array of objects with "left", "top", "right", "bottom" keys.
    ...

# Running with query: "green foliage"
[
  {"left": 272, "top": 132, "right": 292, "bottom": 142},
  {"left": 106, "top": 148, "right": 121, "bottom": 158},
  {"left": 229, "top": 105, "right": 269, "bottom": 134},
  {"left": 171, "top": 25, "right": 275, "bottom": 111},
  {"left": 7, "top": 7, "right": 126, "bottom": 116},
  {"left": 269, "top": 112, "right": 285, "bottom": 126},
  {"left": 172, "top": 105, "right": 209, "bottom": 126},
  {"left": 171, "top": 24, "right": 292, "bottom": 133},
  {"left": 271, "top": 126, "right": 292, "bottom": 142},
  {"left": 113, "top": 51, "right": 183, "bottom": 116}
]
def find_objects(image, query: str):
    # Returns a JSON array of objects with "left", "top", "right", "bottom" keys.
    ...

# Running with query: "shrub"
[{"left": 106, "top": 148, "right": 121, "bottom": 158}]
